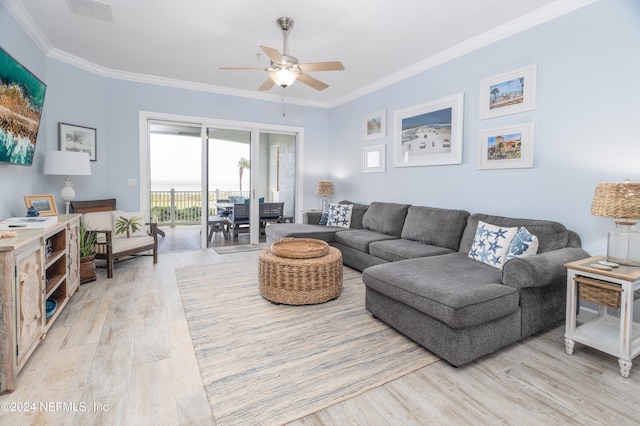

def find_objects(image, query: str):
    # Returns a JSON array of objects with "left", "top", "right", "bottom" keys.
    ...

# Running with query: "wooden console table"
[{"left": 0, "top": 215, "right": 80, "bottom": 393}]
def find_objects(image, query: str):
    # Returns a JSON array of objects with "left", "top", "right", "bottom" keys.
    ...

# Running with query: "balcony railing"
[{"left": 150, "top": 189, "right": 249, "bottom": 227}]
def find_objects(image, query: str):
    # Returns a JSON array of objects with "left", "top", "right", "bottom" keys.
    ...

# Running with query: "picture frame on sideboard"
[{"left": 23, "top": 194, "right": 59, "bottom": 216}]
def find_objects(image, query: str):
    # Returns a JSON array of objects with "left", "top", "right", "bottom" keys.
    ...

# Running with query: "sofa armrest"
[
  {"left": 502, "top": 247, "right": 590, "bottom": 289},
  {"left": 146, "top": 222, "right": 158, "bottom": 242},
  {"left": 303, "top": 211, "right": 323, "bottom": 225},
  {"left": 92, "top": 229, "right": 113, "bottom": 254}
]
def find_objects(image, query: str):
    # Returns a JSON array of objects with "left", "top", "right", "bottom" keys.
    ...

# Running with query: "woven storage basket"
[
  {"left": 259, "top": 247, "right": 342, "bottom": 305},
  {"left": 575, "top": 276, "right": 622, "bottom": 309},
  {"left": 270, "top": 237, "right": 330, "bottom": 259}
]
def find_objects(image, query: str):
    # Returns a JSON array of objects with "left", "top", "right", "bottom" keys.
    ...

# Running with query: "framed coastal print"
[
  {"left": 363, "top": 110, "right": 386, "bottom": 141},
  {"left": 393, "top": 92, "right": 464, "bottom": 167},
  {"left": 23, "top": 194, "right": 58, "bottom": 216},
  {"left": 479, "top": 64, "right": 536, "bottom": 119},
  {"left": 59, "top": 123, "right": 97, "bottom": 161},
  {"left": 0, "top": 47, "right": 47, "bottom": 166},
  {"left": 478, "top": 123, "right": 534, "bottom": 170},
  {"left": 363, "top": 144, "right": 386, "bottom": 173}
]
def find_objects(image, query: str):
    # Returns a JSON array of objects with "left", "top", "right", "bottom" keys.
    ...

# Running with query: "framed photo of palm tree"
[
  {"left": 59, "top": 123, "right": 97, "bottom": 161},
  {"left": 479, "top": 64, "right": 536, "bottom": 120}
]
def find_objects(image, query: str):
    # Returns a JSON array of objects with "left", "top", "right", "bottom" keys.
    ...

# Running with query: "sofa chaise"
[{"left": 266, "top": 201, "right": 589, "bottom": 366}]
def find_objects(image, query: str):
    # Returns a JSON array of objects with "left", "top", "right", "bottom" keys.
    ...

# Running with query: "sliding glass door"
[
  {"left": 207, "top": 128, "right": 252, "bottom": 245},
  {"left": 258, "top": 132, "right": 297, "bottom": 221},
  {"left": 148, "top": 121, "right": 202, "bottom": 251},
  {"left": 140, "top": 112, "right": 302, "bottom": 251},
  {"left": 206, "top": 128, "right": 297, "bottom": 246}
]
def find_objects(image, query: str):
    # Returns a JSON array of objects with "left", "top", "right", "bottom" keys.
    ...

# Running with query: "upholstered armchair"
[{"left": 71, "top": 199, "right": 158, "bottom": 278}]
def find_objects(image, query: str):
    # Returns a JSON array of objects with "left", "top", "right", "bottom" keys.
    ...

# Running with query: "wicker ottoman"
[{"left": 259, "top": 238, "right": 343, "bottom": 305}]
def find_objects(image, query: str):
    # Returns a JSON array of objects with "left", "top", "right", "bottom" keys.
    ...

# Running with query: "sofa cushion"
[
  {"left": 81, "top": 211, "right": 114, "bottom": 231},
  {"left": 362, "top": 253, "right": 519, "bottom": 329},
  {"left": 112, "top": 211, "right": 148, "bottom": 239},
  {"left": 362, "top": 202, "right": 411, "bottom": 237},
  {"left": 459, "top": 213, "right": 570, "bottom": 254},
  {"left": 265, "top": 223, "right": 346, "bottom": 245},
  {"left": 400, "top": 206, "right": 469, "bottom": 251},
  {"left": 334, "top": 229, "right": 397, "bottom": 253},
  {"left": 369, "top": 239, "right": 455, "bottom": 262},
  {"left": 81, "top": 210, "right": 118, "bottom": 243},
  {"left": 326, "top": 203, "right": 353, "bottom": 228},
  {"left": 468, "top": 221, "right": 518, "bottom": 270},
  {"left": 318, "top": 208, "right": 330, "bottom": 225},
  {"left": 506, "top": 226, "right": 539, "bottom": 261},
  {"left": 339, "top": 200, "right": 368, "bottom": 229},
  {"left": 110, "top": 235, "right": 155, "bottom": 254}
]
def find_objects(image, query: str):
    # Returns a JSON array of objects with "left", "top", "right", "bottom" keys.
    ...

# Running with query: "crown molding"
[
  {"left": 328, "top": 0, "right": 598, "bottom": 108},
  {"left": 2, "top": 0, "right": 53, "bottom": 53},
  {"left": 46, "top": 49, "right": 330, "bottom": 108},
  {"left": 5, "top": 0, "right": 596, "bottom": 110}
]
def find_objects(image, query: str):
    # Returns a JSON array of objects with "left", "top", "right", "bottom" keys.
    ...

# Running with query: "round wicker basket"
[
  {"left": 270, "top": 237, "right": 330, "bottom": 259},
  {"left": 259, "top": 246, "right": 343, "bottom": 305}
]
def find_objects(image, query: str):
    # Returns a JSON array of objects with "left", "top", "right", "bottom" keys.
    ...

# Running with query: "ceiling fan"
[{"left": 220, "top": 17, "right": 345, "bottom": 91}]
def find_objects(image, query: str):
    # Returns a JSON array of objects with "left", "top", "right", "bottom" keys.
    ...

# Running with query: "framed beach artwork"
[
  {"left": 479, "top": 64, "right": 536, "bottom": 119},
  {"left": 59, "top": 123, "right": 97, "bottom": 161},
  {"left": 363, "top": 144, "right": 386, "bottom": 173},
  {"left": 23, "top": 194, "right": 58, "bottom": 216},
  {"left": 363, "top": 110, "right": 386, "bottom": 141},
  {"left": 0, "top": 47, "right": 47, "bottom": 166},
  {"left": 393, "top": 92, "right": 464, "bottom": 167},
  {"left": 478, "top": 123, "right": 534, "bottom": 170}
]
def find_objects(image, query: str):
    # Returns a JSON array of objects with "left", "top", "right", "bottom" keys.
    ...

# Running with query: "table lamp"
[
  {"left": 43, "top": 151, "right": 92, "bottom": 214},
  {"left": 590, "top": 180, "right": 640, "bottom": 266},
  {"left": 315, "top": 180, "right": 334, "bottom": 210}
]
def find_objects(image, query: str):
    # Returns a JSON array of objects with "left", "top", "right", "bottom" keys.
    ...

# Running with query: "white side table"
[{"left": 564, "top": 256, "right": 640, "bottom": 377}]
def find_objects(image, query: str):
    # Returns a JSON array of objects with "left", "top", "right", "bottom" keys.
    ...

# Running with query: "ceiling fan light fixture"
[{"left": 269, "top": 69, "right": 298, "bottom": 88}]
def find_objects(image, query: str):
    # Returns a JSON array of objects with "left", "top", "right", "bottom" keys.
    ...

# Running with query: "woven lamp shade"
[
  {"left": 590, "top": 181, "right": 640, "bottom": 219},
  {"left": 315, "top": 180, "right": 334, "bottom": 196}
]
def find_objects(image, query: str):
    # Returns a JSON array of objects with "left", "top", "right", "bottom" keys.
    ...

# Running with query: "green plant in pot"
[{"left": 79, "top": 223, "right": 97, "bottom": 283}]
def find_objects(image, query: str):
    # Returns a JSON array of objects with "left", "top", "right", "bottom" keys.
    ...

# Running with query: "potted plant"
[{"left": 79, "top": 223, "right": 97, "bottom": 283}]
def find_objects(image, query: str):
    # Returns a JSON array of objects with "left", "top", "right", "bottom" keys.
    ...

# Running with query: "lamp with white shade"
[{"left": 43, "top": 151, "right": 91, "bottom": 214}]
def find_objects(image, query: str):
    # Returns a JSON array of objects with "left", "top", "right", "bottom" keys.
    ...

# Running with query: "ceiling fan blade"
[
  {"left": 298, "top": 61, "right": 345, "bottom": 72},
  {"left": 260, "top": 45, "right": 284, "bottom": 64},
  {"left": 219, "top": 66, "right": 265, "bottom": 71},
  {"left": 296, "top": 74, "right": 329, "bottom": 91},
  {"left": 258, "top": 78, "right": 275, "bottom": 91}
]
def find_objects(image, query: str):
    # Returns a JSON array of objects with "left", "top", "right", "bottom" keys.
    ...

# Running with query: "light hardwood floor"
[{"left": 1, "top": 248, "right": 639, "bottom": 425}]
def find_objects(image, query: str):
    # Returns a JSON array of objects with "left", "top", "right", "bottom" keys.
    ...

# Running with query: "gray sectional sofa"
[{"left": 265, "top": 201, "right": 589, "bottom": 366}]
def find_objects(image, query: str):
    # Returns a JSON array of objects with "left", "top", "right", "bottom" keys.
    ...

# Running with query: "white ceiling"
[{"left": 5, "top": 0, "right": 594, "bottom": 107}]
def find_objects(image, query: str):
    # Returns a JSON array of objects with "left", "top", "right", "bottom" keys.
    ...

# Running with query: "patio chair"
[
  {"left": 228, "top": 203, "right": 250, "bottom": 240},
  {"left": 71, "top": 199, "right": 158, "bottom": 278}
]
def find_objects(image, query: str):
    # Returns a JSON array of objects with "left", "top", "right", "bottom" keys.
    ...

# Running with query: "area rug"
[
  {"left": 175, "top": 257, "right": 439, "bottom": 426},
  {"left": 213, "top": 244, "right": 265, "bottom": 255}
]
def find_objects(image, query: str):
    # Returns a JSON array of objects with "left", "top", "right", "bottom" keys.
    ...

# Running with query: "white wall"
[{"left": 327, "top": 0, "right": 640, "bottom": 255}]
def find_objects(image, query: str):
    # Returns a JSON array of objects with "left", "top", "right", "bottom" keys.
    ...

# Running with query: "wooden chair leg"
[{"left": 106, "top": 250, "right": 114, "bottom": 278}]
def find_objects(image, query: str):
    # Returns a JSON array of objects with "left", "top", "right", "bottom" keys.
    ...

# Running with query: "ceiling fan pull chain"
[{"left": 282, "top": 88, "right": 287, "bottom": 117}]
